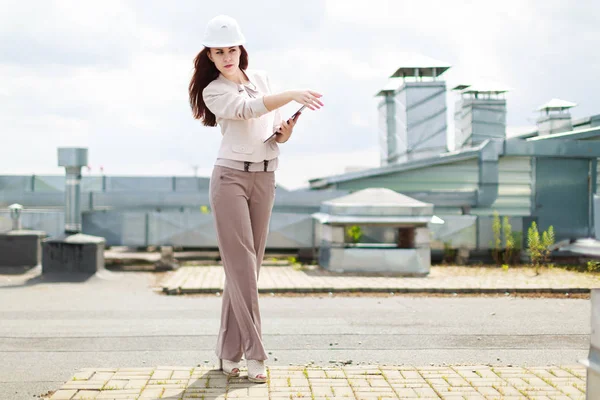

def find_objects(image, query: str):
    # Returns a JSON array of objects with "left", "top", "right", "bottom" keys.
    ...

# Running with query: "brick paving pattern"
[
  {"left": 161, "top": 266, "right": 600, "bottom": 295},
  {"left": 48, "top": 364, "right": 587, "bottom": 399}
]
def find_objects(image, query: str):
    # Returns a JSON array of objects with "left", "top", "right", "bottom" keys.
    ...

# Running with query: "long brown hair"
[{"left": 188, "top": 46, "right": 249, "bottom": 127}]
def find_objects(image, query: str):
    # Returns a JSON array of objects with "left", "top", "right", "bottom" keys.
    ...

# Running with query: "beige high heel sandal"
[
  {"left": 246, "top": 359, "right": 267, "bottom": 383},
  {"left": 218, "top": 358, "right": 240, "bottom": 377}
]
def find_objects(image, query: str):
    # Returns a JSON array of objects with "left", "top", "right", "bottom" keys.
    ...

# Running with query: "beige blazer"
[{"left": 203, "top": 69, "right": 284, "bottom": 162}]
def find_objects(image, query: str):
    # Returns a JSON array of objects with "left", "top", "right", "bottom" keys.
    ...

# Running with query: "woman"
[{"left": 188, "top": 15, "right": 323, "bottom": 383}]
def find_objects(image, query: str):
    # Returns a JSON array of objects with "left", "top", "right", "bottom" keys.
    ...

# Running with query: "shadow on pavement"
[
  {"left": 156, "top": 369, "right": 261, "bottom": 400},
  {"left": 0, "top": 264, "right": 115, "bottom": 289}
]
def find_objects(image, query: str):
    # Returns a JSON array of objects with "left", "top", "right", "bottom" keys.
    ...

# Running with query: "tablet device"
[{"left": 262, "top": 105, "right": 307, "bottom": 143}]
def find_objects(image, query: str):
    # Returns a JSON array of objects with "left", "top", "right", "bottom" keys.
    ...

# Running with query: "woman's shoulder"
[{"left": 203, "top": 75, "right": 235, "bottom": 96}]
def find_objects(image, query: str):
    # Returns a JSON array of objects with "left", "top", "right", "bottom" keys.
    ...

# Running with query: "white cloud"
[
  {"left": 1, "top": 0, "right": 599, "bottom": 190},
  {"left": 0, "top": 113, "right": 91, "bottom": 172},
  {"left": 351, "top": 112, "right": 370, "bottom": 128}
]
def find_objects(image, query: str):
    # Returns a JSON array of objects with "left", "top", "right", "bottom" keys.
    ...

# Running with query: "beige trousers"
[{"left": 209, "top": 165, "right": 276, "bottom": 362}]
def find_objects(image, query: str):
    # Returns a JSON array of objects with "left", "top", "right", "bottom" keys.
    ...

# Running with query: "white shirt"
[{"left": 202, "top": 69, "right": 284, "bottom": 163}]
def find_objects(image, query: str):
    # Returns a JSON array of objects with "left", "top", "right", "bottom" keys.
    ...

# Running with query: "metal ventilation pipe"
[
  {"left": 9, "top": 203, "right": 23, "bottom": 231},
  {"left": 57, "top": 148, "right": 88, "bottom": 233}
]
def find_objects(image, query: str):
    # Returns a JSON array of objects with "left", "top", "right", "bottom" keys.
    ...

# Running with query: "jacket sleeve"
[
  {"left": 266, "top": 74, "right": 285, "bottom": 131},
  {"left": 203, "top": 82, "right": 270, "bottom": 120}
]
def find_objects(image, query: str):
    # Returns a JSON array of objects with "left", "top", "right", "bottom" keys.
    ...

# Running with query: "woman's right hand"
[{"left": 289, "top": 90, "right": 324, "bottom": 110}]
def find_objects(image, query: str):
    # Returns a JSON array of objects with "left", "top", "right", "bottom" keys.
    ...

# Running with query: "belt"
[
  {"left": 215, "top": 157, "right": 276, "bottom": 172},
  {"left": 244, "top": 160, "right": 269, "bottom": 172}
]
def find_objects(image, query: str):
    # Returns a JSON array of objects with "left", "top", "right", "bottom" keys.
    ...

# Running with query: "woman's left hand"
[{"left": 275, "top": 113, "right": 300, "bottom": 143}]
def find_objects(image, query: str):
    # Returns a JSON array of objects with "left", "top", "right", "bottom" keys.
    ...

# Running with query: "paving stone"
[
  {"left": 413, "top": 387, "right": 439, "bottom": 397},
  {"left": 138, "top": 387, "right": 164, "bottom": 398},
  {"left": 184, "top": 388, "right": 226, "bottom": 395},
  {"left": 401, "top": 370, "right": 424, "bottom": 379},
  {"left": 161, "top": 388, "right": 186, "bottom": 398},
  {"left": 95, "top": 392, "right": 141, "bottom": 400},
  {"left": 427, "top": 378, "right": 450, "bottom": 386},
  {"left": 72, "top": 390, "right": 100, "bottom": 399},
  {"left": 186, "top": 379, "right": 210, "bottom": 388},
  {"left": 79, "top": 368, "right": 118, "bottom": 373},
  {"left": 123, "top": 379, "right": 148, "bottom": 389},
  {"left": 489, "top": 385, "right": 523, "bottom": 396},
  {"left": 90, "top": 372, "right": 116, "bottom": 382},
  {"left": 164, "top": 265, "right": 600, "bottom": 294},
  {"left": 100, "top": 380, "right": 129, "bottom": 390},
  {"left": 226, "top": 391, "right": 251, "bottom": 398},
  {"left": 474, "top": 386, "right": 503, "bottom": 396},
  {"left": 50, "top": 390, "right": 78, "bottom": 400},
  {"left": 331, "top": 386, "right": 354, "bottom": 396},
  {"left": 62, "top": 381, "right": 107, "bottom": 390},
  {"left": 94, "top": 389, "right": 141, "bottom": 395},
  {"left": 151, "top": 370, "right": 173, "bottom": 379},
  {"left": 109, "top": 374, "right": 151, "bottom": 383},
  {"left": 145, "top": 383, "right": 187, "bottom": 390},
  {"left": 269, "top": 378, "right": 292, "bottom": 387},
  {"left": 116, "top": 368, "right": 154, "bottom": 373},
  {"left": 154, "top": 365, "right": 193, "bottom": 371},
  {"left": 147, "top": 379, "right": 188, "bottom": 385},
  {"left": 172, "top": 370, "right": 194, "bottom": 379},
  {"left": 434, "top": 386, "right": 478, "bottom": 394},
  {"left": 354, "top": 395, "right": 394, "bottom": 400},
  {"left": 50, "top": 365, "right": 594, "bottom": 399},
  {"left": 269, "top": 388, "right": 312, "bottom": 394},
  {"left": 247, "top": 387, "right": 270, "bottom": 396},
  {"left": 71, "top": 371, "right": 95, "bottom": 380}
]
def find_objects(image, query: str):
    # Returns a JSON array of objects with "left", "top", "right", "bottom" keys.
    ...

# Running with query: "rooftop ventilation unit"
[
  {"left": 536, "top": 98, "right": 577, "bottom": 136},
  {"left": 452, "top": 82, "right": 510, "bottom": 149},
  {"left": 375, "top": 54, "right": 450, "bottom": 165}
]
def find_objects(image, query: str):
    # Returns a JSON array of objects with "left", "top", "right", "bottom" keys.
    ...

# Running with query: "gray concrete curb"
[{"left": 162, "top": 286, "right": 591, "bottom": 295}]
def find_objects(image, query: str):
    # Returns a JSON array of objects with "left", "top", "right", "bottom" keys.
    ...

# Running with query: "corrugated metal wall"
[
  {"left": 470, "top": 156, "right": 531, "bottom": 250},
  {"left": 596, "top": 160, "right": 600, "bottom": 191},
  {"left": 474, "top": 156, "right": 532, "bottom": 217},
  {"left": 88, "top": 211, "right": 317, "bottom": 248},
  {"left": 2, "top": 153, "right": 588, "bottom": 250},
  {"left": 394, "top": 81, "right": 448, "bottom": 161},
  {"left": 0, "top": 175, "right": 212, "bottom": 194},
  {"left": 455, "top": 98, "right": 507, "bottom": 149},
  {"left": 377, "top": 99, "right": 389, "bottom": 165},
  {"left": 332, "top": 158, "right": 479, "bottom": 194},
  {"left": 0, "top": 209, "right": 64, "bottom": 237}
]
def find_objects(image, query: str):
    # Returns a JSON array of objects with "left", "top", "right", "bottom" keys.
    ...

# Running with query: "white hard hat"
[{"left": 202, "top": 15, "right": 246, "bottom": 48}]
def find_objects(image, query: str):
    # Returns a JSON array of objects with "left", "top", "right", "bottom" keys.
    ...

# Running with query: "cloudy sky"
[{"left": 2, "top": 0, "right": 599, "bottom": 189}]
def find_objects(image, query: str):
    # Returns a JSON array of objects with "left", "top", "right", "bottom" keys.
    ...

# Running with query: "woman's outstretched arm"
[{"left": 263, "top": 90, "right": 324, "bottom": 112}]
